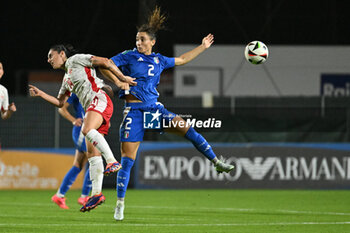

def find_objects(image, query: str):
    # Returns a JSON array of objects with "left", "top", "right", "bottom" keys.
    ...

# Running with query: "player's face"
[
  {"left": 47, "top": 49, "right": 66, "bottom": 69},
  {"left": 0, "top": 63, "right": 3, "bottom": 79},
  {"left": 136, "top": 32, "right": 155, "bottom": 55}
]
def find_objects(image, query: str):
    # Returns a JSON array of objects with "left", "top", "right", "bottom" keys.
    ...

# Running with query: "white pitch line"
[
  {"left": 105, "top": 204, "right": 350, "bottom": 216},
  {"left": 1, "top": 222, "right": 350, "bottom": 227},
  {"left": 1, "top": 202, "right": 350, "bottom": 217},
  {"left": 0, "top": 214, "right": 218, "bottom": 223}
]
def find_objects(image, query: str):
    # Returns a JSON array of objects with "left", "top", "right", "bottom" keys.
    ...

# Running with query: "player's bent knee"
[{"left": 81, "top": 127, "right": 93, "bottom": 136}]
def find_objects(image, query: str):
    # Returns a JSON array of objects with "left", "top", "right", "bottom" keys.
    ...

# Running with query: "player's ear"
[
  {"left": 59, "top": 50, "right": 66, "bottom": 58},
  {"left": 151, "top": 39, "right": 156, "bottom": 47}
]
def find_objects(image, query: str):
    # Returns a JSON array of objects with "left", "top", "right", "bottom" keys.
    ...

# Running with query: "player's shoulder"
[
  {"left": 0, "top": 84, "right": 8, "bottom": 92},
  {"left": 154, "top": 52, "right": 169, "bottom": 59},
  {"left": 119, "top": 49, "right": 142, "bottom": 62},
  {"left": 153, "top": 52, "right": 173, "bottom": 63},
  {"left": 69, "top": 53, "right": 93, "bottom": 61},
  {"left": 121, "top": 48, "right": 137, "bottom": 55}
]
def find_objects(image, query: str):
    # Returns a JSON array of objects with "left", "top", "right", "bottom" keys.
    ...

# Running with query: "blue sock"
[
  {"left": 116, "top": 157, "right": 135, "bottom": 198},
  {"left": 81, "top": 167, "right": 92, "bottom": 196},
  {"left": 58, "top": 166, "right": 81, "bottom": 195},
  {"left": 185, "top": 127, "right": 216, "bottom": 160}
]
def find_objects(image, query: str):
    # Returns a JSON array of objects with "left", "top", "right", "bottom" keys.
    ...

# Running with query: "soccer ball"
[{"left": 244, "top": 41, "right": 269, "bottom": 65}]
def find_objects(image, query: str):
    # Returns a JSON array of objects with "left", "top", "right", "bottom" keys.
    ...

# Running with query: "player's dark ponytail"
[
  {"left": 137, "top": 6, "right": 167, "bottom": 40},
  {"left": 50, "top": 44, "right": 78, "bottom": 58}
]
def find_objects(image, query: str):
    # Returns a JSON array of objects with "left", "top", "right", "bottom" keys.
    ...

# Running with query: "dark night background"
[{"left": 1, "top": 0, "right": 350, "bottom": 94}]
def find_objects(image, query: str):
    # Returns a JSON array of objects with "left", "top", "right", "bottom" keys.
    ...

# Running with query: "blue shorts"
[
  {"left": 120, "top": 102, "right": 176, "bottom": 142},
  {"left": 72, "top": 126, "right": 87, "bottom": 152}
]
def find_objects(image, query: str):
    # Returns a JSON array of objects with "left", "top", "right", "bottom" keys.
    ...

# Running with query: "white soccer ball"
[{"left": 244, "top": 41, "right": 269, "bottom": 65}]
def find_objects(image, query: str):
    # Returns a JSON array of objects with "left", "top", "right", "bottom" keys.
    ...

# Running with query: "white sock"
[
  {"left": 56, "top": 191, "right": 64, "bottom": 198},
  {"left": 88, "top": 156, "right": 104, "bottom": 196},
  {"left": 117, "top": 199, "right": 124, "bottom": 206},
  {"left": 85, "top": 129, "right": 116, "bottom": 164}
]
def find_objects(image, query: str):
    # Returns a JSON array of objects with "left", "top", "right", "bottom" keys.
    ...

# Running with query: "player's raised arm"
[
  {"left": 174, "top": 33, "right": 214, "bottom": 66},
  {"left": 29, "top": 84, "right": 68, "bottom": 108}
]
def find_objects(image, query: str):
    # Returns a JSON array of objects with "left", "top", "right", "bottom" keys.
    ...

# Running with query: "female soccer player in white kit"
[
  {"left": 29, "top": 44, "right": 136, "bottom": 212},
  {"left": 0, "top": 61, "right": 16, "bottom": 120}
]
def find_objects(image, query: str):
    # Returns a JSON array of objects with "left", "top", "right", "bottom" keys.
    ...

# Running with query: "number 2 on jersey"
[
  {"left": 125, "top": 117, "right": 132, "bottom": 130},
  {"left": 148, "top": 65, "right": 154, "bottom": 76}
]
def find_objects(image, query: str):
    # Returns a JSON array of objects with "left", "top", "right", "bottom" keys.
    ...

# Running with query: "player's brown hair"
[
  {"left": 50, "top": 44, "right": 78, "bottom": 58},
  {"left": 137, "top": 6, "right": 167, "bottom": 40}
]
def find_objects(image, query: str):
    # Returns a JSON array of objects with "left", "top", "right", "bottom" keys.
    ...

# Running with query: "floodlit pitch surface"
[{"left": 0, "top": 189, "right": 349, "bottom": 233}]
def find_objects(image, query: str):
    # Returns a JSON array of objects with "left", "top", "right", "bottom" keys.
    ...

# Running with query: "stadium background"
[{"left": 1, "top": 0, "right": 350, "bottom": 190}]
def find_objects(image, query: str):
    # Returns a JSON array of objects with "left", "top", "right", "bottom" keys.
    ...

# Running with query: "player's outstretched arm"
[
  {"left": 99, "top": 68, "right": 131, "bottom": 92},
  {"left": 29, "top": 85, "right": 67, "bottom": 108},
  {"left": 91, "top": 56, "right": 137, "bottom": 86},
  {"left": 175, "top": 33, "right": 214, "bottom": 66}
]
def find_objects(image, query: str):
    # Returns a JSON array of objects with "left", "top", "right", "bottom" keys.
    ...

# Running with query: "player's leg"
[
  {"left": 115, "top": 106, "right": 144, "bottom": 221},
  {"left": 80, "top": 141, "right": 105, "bottom": 212},
  {"left": 82, "top": 111, "right": 120, "bottom": 175},
  {"left": 51, "top": 149, "right": 83, "bottom": 209},
  {"left": 169, "top": 115, "right": 234, "bottom": 173},
  {"left": 76, "top": 136, "right": 91, "bottom": 205},
  {"left": 82, "top": 110, "right": 115, "bottom": 163},
  {"left": 78, "top": 164, "right": 91, "bottom": 205},
  {"left": 114, "top": 142, "right": 140, "bottom": 221},
  {"left": 77, "top": 149, "right": 91, "bottom": 205}
]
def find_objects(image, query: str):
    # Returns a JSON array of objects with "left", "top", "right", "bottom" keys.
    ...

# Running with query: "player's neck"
[
  {"left": 143, "top": 50, "right": 152, "bottom": 55},
  {"left": 61, "top": 61, "right": 67, "bottom": 72}
]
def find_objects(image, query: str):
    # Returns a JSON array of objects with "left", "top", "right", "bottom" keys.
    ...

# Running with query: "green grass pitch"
[{"left": 0, "top": 189, "right": 350, "bottom": 233}]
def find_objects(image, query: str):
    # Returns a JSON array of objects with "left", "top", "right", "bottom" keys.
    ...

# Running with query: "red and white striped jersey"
[
  {"left": 0, "top": 84, "right": 9, "bottom": 111},
  {"left": 58, "top": 54, "right": 105, "bottom": 110}
]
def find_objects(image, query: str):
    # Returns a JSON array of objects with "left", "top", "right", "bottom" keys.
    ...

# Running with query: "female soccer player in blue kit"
[
  {"left": 51, "top": 93, "right": 92, "bottom": 209},
  {"left": 110, "top": 7, "right": 234, "bottom": 220}
]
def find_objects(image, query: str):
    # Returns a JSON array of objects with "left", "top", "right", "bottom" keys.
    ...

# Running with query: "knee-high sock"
[
  {"left": 185, "top": 127, "right": 216, "bottom": 160},
  {"left": 57, "top": 166, "right": 80, "bottom": 196},
  {"left": 81, "top": 167, "right": 92, "bottom": 196},
  {"left": 116, "top": 157, "right": 135, "bottom": 198},
  {"left": 88, "top": 156, "right": 104, "bottom": 196},
  {"left": 85, "top": 129, "right": 116, "bottom": 164}
]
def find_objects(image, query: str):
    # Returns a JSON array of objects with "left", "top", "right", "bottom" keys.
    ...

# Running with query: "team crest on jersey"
[
  {"left": 153, "top": 57, "right": 159, "bottom": 64},
  {"left": 124, "top": 131, "right": 129, "bottom": 139}
]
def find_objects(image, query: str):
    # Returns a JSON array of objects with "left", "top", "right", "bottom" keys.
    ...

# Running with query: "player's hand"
[
  {"left": 118, "top": 82, "right": 130, "bottom": 91},
  {"left": 9, "top": 102, "right": 16, "bottom": 112},
  {"left": 122, "top": 76, "right": 137, "bottom": 86},
  {"left": 202, "top": 33, "right": 214, "bottom": 49},
  {"left": 28, "top": 85, "right": 42, "bottom": 97},
  {"left": 73, "top": 118, "right": 83, "bottom": 127}
]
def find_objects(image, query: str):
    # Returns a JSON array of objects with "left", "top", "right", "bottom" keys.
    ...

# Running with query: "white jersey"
[
  {"left": 0, "top": 84, "right": 9, "bottom": 111},
  {"left": 58, "top": 54, "right": 105, "bottom": 110}
]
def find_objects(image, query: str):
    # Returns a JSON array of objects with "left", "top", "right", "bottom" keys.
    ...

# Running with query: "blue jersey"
[
  {"left": 66, "top": 93, "right": 86, "bottom": 152},
  {"left": 67, "top": 93, "right": 85, "bottom": 119},
  {"left": 111, "top": 48, "right": 175, "bottom": 103}
]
